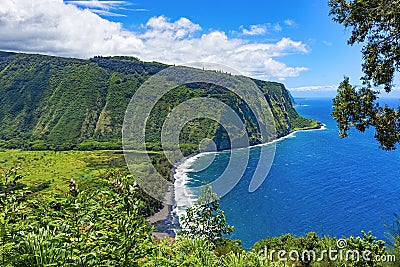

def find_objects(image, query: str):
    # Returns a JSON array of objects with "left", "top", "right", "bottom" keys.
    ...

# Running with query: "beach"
[{"left": 147, "top": 123, "right": 325, "bottom": 239}]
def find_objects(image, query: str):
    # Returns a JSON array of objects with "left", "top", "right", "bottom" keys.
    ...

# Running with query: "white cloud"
[
  {"left": 288, "top": 85, "right": 339, "bottom": 97},
  {"left": 288, "top": 85, "right": 338, "bottom": 92},
  {"left": 240, "top": 23, "right": 281, "bottom": 36},
  {"left": 241, "top": 25, "right": 267, "bottom": 36},
  {"left": 0, "top": 0, "right": 310, "bottom": 81},
  {"left": 284, "top": 19, "right": 296, "bottom": 27},
  {"left": 322, "top": 40, "right": 332, "bottom": 46},
  {"left": 142, "top": 16, "right": 201, "bottom": 39},
  {"left": 65, "top": 0, "right": 138, "bottom": 15},
  {"left": 0, "top": 0, "right": 144, "bottom": 57},
  {"left": 65, "top": 0, "right": 134, "bottom": 16},
  {"left": 65, "top": 0, "right": 128, "bottom": 9},
  {"left": 90, "top": 9, "right": 126, "bottom": 17}
]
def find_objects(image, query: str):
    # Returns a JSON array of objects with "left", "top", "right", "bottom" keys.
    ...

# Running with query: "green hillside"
[{"left": 0, "top": 51, "right": 318, "bottom": 152}]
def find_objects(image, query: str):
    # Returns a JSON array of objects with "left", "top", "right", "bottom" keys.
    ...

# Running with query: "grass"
[
  {"left": 292, "top": 118, "right": 321, "bottom": 131},
  {"left": 0, "top": 150, "right": 130, "bottom": 193}
]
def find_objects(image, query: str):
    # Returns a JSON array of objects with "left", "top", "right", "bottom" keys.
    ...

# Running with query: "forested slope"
[{"left": 0, "top": 51, "right": 318, "bottom": 151}]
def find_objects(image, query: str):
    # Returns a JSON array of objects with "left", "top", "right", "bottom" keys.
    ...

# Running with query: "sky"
[{"left": 1, "top": 0, "right": 397, "bottom": 97}]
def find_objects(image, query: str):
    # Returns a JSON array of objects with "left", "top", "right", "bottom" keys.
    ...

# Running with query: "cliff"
[{"left": 0, "top": 51, "right": 318, "bottom": 152}]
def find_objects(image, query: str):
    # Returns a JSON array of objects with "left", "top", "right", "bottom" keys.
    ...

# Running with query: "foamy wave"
[
  {"left": 173, "top": 154, "right": 205, "bottom": 225},
  {"left": 173, "top": 132, "right": 297, "bottom": 224},
  {"left": 172, "top": 123, "right": 326, "bottom": 226},
  {"left": 316, "top": 124, "right": 327, "bottom": 131},
  {"left": 248, "top": 131, "right": 297, "bottom": 150}
]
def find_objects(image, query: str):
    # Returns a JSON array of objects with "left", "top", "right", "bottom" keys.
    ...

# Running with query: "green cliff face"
[{"left": 0, "top": 51, "right": 318, "bottom": 151}]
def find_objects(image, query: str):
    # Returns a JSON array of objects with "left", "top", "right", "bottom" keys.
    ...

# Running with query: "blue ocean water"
[{"left": 176, "top": 98, "right": 400, "bottom": 249}]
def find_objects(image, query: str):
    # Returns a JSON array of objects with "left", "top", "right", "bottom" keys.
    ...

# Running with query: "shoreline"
[
  {"left": 148, "top": 155, "right": 191, "bottom": 239},
  {"left": 148, "top": 122, "right": 325, "bottom": 238}
]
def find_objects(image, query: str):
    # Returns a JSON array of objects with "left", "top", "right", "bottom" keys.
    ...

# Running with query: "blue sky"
[
  {"left": 66, "top": 0, "right": 366, "bottom": 96},
  {"left": 0, "top": 0, "right": 389, "bottom": 97}
]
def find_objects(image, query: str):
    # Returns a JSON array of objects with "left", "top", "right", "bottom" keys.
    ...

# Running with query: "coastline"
[
  {"left": 148, "top": 155, "right": 191, "bottom": 239},
  {"left": 148, "top": 122, "right": 325, "bottom": 238}
]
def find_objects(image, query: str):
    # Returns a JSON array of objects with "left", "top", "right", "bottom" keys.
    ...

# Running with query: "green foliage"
[
  {"left": 253, "top": 232, "right": 322, "bottom": 266},
  {"left": 17, "top": 226, "right": 70, "bottom": 266},
  {"left": 76, "top": 140, "right": 121, "bottom": 150},
  {"left": 252, "top": 231, "right": 395, "bottom": 267},
  {"left": 345, "top": 231, "right": 386, "bottom": 267},
  {"left": 331, "top": 77, "right": 377, "bottom": 137},
  {"left": 331, "top": 76, "right": 400, "bottom": 150},
  {"left": 329, "top": 0, "right": 400, "bottom": 92},
  {"left": 179, "top": 187, "right": 234, "bottom": 243},
  {"left": 0, "top": 150, "right": 128, "bottom": 193},
  {"left": 145, "top": 237, "right": 220, "bottom": 266},
  {"left": 329, "top": 0, "right": 400, "bottom": 149},
  {"left": 2, "top": 173, "right": 155, "bottom": 266},
  {"left": 214, "top": 238, "right": 244, "bottom": 257},
  {"left": 384, "top": 213, "right": 400, "bottom": 266},
  {"left": 0, "top": 164, "right": 398, "bottom": 266},
  {"left": 385, "top": 213, "right": 400, "bottom": 249},
  {"left": 0, "top": 166, "right": 26, "bottom": 266}
]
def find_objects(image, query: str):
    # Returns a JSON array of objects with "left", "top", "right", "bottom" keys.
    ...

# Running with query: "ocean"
[{"left": 173, "top": 97, "right": 400, "bottom": 249}]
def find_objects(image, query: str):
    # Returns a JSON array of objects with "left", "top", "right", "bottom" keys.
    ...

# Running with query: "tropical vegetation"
[
  {"left": 0, "top": 51, "right": 318, "bottom": 153},
  {"left": 0, "top": 42, "right": 398, "bottom": 266},
  {"left": 1, "top": 164, "right": 399, "bottom": 266},
  {"left": 329, "top": 0, "right": 400, "bottom": 150}
]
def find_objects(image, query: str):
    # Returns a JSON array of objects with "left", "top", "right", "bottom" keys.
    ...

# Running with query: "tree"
[
  {"left": 179, "top": 187, "right": 234, "bottom": 243},
  {"left": 329, "top": 0, "right": 400, "bottom": 150}
]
